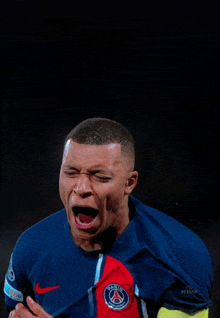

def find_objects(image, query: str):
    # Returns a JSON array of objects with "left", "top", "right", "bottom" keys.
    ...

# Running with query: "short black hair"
[{"left": 65, "top": 118, "right": 135, "bottom": 164}]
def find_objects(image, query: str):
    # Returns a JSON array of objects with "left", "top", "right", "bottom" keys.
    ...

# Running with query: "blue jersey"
[{"left": 4, "top": 196, "right": 212, "bottom": 317}]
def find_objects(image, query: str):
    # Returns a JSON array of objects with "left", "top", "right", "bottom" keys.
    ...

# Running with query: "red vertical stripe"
[{"left": 95, "top": 256, "right": 140, "bottom": 318}]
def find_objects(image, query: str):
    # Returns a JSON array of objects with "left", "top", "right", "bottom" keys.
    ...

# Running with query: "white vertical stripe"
[
  {"left": 88, "top": 287, "right": 94, "bottom": 317},
  {"left": 135, "top": 284, "right": 139, "bottom": 296},
  {"left": 140, "top": 299, "right": 149, "bottom": 318},
  {"left": 135, "top": 284, "right": 148, "bottom": 318},
  {"left": 88, "top": 254, "right": 104, "bottom": 317},
  {"left": 94, "top": 253, "right": 103, "bottom": 284},
  {"left": 88, "top": 254, "right": 103, "bottom": 316}
]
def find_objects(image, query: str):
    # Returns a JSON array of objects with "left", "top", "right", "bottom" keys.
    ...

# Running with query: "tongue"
[{"left": 78, "top": 214, "right": 94, "bottom": 224}]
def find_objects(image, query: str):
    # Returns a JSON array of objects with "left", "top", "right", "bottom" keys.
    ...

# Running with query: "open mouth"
[{"left": 72, "top": 206, "right": 99, "bottom": 229}]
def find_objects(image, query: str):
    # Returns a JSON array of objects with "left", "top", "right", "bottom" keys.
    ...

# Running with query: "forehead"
[{"left": 62, "top": 140, "right": 124, "bottom": 168}]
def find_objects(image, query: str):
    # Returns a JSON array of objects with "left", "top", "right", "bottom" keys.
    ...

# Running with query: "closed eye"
[
  {"left": 95, "top": 176, "right": 111, "bottom": 182},
  {"left": 64, "top": 171, "right": 78, "bottom": 176}
]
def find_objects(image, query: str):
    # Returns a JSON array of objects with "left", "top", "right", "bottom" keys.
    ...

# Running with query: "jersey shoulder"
[
  {"left": 130, "top": 196, "right": 212, "bottom": 299},
  {"left": 17, "top": 208, "right": 66, "bottom": 242},
  {"left": 13, "top": 209, "right": 67, "bottom": 269},
  {"left": 131, "top": 195, "right": 211, "bottom": 262}
]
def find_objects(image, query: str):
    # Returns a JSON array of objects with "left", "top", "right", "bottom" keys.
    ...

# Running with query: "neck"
[{"left": 72, "top": 227, "right": 117, "bottom": 252}]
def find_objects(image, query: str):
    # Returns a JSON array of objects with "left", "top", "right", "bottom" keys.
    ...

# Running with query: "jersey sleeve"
[
  {"left": 4, "top": 232, "right": 35, "bottom": 312},
  {"left": 159, "top": 237, "right": 213, "bottom": 314},
  {"left": 4, "top": 253, "right": 25, "bottom": 311},
  {"left": 129, "top": 199, "right": 213, "bottom": 316},
  {"left": 160, "top": 280, "right": 212, "bottom": 313}
]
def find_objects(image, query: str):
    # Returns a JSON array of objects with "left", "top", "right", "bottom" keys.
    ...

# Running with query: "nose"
[{"left": 73, "top": 174, "right": 93, "bottom": 198}]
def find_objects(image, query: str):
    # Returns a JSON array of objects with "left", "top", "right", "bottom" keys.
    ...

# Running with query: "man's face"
[{"left": 59, "top": 140, "right": 138, "bottom": 245}]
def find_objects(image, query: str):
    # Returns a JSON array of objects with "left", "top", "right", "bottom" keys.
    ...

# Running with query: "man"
[{"left": 4, "top": 118, "right": 212, "bottom": 318}]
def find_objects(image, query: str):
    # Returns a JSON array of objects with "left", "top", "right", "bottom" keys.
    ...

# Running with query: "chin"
[{"left": 70, "top": 223, "right": 101, "bottom": 239}]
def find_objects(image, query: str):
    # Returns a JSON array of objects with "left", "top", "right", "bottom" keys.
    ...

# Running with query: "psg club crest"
[{"left": 104, "top": 283, "right": 129, "bottom": 310}]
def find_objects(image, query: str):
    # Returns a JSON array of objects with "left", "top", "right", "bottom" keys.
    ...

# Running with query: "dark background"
[{"left": 0, "top": 1, "right": 220, "bottom": 317}]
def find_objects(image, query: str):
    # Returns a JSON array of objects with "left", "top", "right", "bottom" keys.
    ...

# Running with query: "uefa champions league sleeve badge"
[{"left": 7, "top": 254, "right": 15, "bottom": 282}]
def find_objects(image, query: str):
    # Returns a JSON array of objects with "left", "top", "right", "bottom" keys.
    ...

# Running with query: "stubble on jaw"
[{"left": 73, "top": 226, "right": 118, "bottom": 252}]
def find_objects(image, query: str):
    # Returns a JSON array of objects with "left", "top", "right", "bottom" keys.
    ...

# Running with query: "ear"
[{"left": 124, "top": 170, "right": 138, "bottom": 194}]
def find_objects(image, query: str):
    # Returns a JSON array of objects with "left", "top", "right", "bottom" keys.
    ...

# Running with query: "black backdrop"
[{"left": 0, "top": 1, "right": 220, "bottom": 317}]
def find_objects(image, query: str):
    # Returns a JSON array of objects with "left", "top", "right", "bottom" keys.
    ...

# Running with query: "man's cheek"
[{"left": 106, "top": 194, "right": 121, "bottom": 212}]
